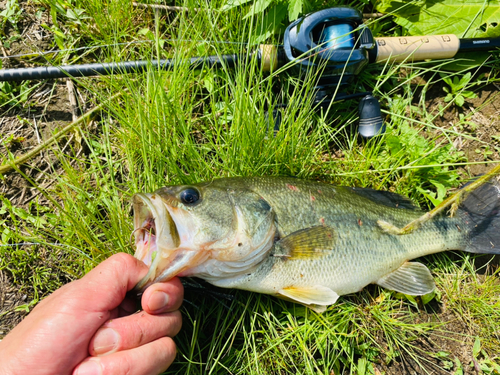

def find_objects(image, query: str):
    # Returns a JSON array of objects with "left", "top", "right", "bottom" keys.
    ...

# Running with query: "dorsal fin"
[{"left": 347, "top": 187, "right": 420, "bottom": 210}]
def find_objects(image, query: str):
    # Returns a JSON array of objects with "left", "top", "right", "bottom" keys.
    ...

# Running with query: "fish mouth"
[
  {"left": 132, "top": 193, "right": 177, "bottom": 264},
  {"left": 132, "top": 193, "right": 179, "bottom": 291},
  {"left": 132, "top": 193, "right": 208, "bottom": 292}
]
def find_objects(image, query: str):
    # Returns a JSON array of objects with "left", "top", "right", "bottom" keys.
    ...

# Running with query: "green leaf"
[
  {"left": 12, "top": 206, "right": 29, "bottom": 220},
  {"left": 421, "top": 289, "right": 437, "bottom": 304},
  {"left": 436, "top": 351, "right": 450, "bottom": 358},
  {"left": 221, "top": 0, "right": 253, "bottom": 12},
  {"left": 454, "top": 358, "right": 464, "bottom": 375},
  {"left": 244, "top": 0, "right": 273, "bottom": 19},
  {"left": 203, "top": 72, "right": 215, "bottom": 93},
  {"left": 438, "top": 52, "right": 492, "bottom": 71},
  {"left": 385, "top": 135, "right": 402, "bottom": 155},
  {"left": 2, "top": 227, "right": 12, "bottom": 244},
  {"left": 444, "top": 93, "right": 454, "bottom": 102},
  {"left": 462, "top": 91, "right": 477, "bottom": 98},
  {"left": 14, "top": 303, "right": 32, "bottom": 313},
  {"left": 442, "top": 360, "right": 454, "bottom": 370},
  {"left": 50, "top": 4, "right": 59, "bottom": 27},
  {"left": 375, "top": 0, "right": 500, "bottom": 37},
  {"left": 455, "top": 95, "right": 465, "bottom": 107},
  {"left": 288, "top": 0, "right": 303, "bottom": 21},
  {"left": 251, "top": 3, "right": 288, "bottom": 43},
  {"left": 458, "top": 72, "right": 472, "bottom": 86},
  {"left": 416, "top": 186, "right": 440, "bottom": 206},
  {"left": 357, "top": 357, "right": 367, "bottom": 375},
  {"left": 430, "top": 180, "right": 447, "bottom": 201},
  {"left": 473, "top": 337, "right": 481, "bottom": 358}
]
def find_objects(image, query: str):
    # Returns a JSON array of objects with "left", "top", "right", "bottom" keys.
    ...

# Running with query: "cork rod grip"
[
  {"left": 259, "top": 44, "right": 279, "bottom": 72},
  {"left": 374, "top": 34, "right": 460, "bottom": 63}
]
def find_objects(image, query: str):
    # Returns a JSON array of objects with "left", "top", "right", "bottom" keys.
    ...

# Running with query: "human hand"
[{"left": 0, "top": 253, "right": 183, "bottom": 375}]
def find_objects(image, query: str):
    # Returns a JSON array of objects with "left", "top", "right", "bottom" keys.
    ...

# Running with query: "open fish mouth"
[
  {"left": 132, "top": 193, "right": 181, "bottom": 291},
  {"left": 132, "top": 193, "right": 179, "bottom": 266},
  {"left": 132, "top": 193, "right": 210, "bottom": 292}
]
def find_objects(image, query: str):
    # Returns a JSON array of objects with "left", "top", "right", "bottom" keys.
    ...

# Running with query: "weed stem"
[
  {"left": 0, "top": 92, "right": 123, "bottom": 175},
  {"left": 385, "top": 162, "right": 500, "bottom": 235}
]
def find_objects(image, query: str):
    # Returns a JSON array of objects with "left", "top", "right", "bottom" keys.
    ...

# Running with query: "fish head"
[{"left": 132, "top": 181, "right": 276, "bottom": 291}]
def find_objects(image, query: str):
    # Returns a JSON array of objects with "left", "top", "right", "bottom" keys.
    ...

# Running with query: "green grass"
[{"left": 1, "top": 0, "right": 500, "bottom": 373}]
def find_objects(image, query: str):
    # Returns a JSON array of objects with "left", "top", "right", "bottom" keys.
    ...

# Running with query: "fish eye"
[{"left": 179, "top": 188, "right": 200, "bottom": 205}]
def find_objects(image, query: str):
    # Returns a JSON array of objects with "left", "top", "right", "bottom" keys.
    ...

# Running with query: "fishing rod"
[{"left": 1, "top": 7, "right": 499, "bottom": 136}]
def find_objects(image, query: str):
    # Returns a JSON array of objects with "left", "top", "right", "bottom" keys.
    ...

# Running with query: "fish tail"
[{"left": 458, "top": 177, "right": 500, "bottom": 254}]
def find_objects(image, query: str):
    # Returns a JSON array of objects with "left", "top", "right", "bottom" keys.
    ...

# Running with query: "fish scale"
[
  {"left": 211, "top": 199, "right": 466, "bottom": 295},
  {"left": 132, "top": 176, "right": 500, "bottom": 312}
]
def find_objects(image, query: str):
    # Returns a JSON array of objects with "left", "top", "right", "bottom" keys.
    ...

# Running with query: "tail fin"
[{"left": 458, "top": 177, "right": 500, "bottom": 254}]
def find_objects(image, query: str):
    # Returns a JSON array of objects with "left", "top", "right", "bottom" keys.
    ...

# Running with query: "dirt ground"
[
  {"left": 428, "top": 84, "right": 500, "bottom": 176},
  {"left": 1, "top": 1, "right": 500, "bottom": 373}
]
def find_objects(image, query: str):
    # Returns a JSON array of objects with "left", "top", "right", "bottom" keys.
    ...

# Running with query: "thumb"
[{"left": 73, "top": 253, "right": 149, "bottom": 312}]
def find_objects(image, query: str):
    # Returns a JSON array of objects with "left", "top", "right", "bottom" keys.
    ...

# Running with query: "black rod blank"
[
  {"left": 458, "top": 37, "right": 500, "bottom": 53},
  {"left": 0, "top": 54, "right": 240, "bottom": 82}
]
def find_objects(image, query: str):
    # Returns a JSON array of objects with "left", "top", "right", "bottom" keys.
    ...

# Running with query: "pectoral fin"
[
  {"left": 377, "top": 262, "right": 436, "bottom": 295},
  {"left": 277, "top": 226, "right": 336, "bottom": 259},
  {"left": 278, "top": 285, "right": 339, "bottom": 307}
]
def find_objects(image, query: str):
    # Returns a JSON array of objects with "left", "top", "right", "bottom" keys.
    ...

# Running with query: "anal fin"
[
  {"left": 278, "top": 285, "right": 339, "bottom": 309},
  {"left": 377, "top": 262, "right": 435, "bottom": 296}
]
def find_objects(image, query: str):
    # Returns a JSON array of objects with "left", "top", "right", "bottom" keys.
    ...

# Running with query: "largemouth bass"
[{"left": 131, "top": 177, "right": 500, "bottom": 312}]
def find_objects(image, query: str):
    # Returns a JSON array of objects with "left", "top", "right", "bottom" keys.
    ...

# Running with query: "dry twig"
[
  {"left": 362, "top": 13, "right": 384, "bottom": 19},
  {"left": 66, "top": 79, "right": 79, "bottom": 122},
  {"left": 0, "top": 92, "right": 123, "bottom": 175}
]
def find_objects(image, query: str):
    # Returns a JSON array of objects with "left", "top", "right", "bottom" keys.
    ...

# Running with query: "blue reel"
[
  {"left": 282, "top": 7, "right": 383, "bottom": 137},
  {"left": 283, "top": 7, "right": 376, "bottom": 84}
]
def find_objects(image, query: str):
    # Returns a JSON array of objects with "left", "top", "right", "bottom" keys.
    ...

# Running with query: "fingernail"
[
  {"left": 92, "top": 327, "right": 120, "bottom": 355},
  {"left": 148, "top": 291, "right": 169, "bottom": 312},
  {"left": 76, "top": 359, "right": 102, "bottom": 375}
]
